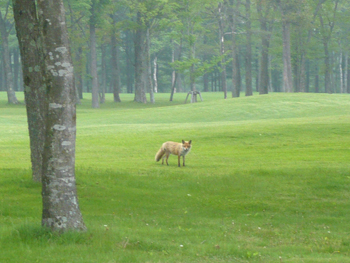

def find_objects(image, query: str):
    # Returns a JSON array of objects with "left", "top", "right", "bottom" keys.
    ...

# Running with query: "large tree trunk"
[
  {"left": 13, "top": 0, "right": 46, "bottom": 182},
  {"left": 37, "top": 0, "right": 86, "bottom": 232},
  {"left": 90, "top": 1, "right": 99, "bottom": 108},
  {"left": 0, "top": 11, "right": 19, "bottom": 104}
]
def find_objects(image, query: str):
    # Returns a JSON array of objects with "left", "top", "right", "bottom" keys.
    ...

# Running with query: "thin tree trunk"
[
  {"left": 218, "top": 2, "right": 227, "bottom": 99},
  {"left": 344, "top": 52, "right": 348, "bottom": 93},
  {"left": 282, "top": 20, "right": 293, "bottom": 92},
  {"left": 347, "top": 57, "right": 350, "bottom": 93},
  {"left": 315, "top": 64, "right": 319, "bottom": 93},
  {"left": 323, "top": 42, "right": 331, "bottom": 93},
  {"left": 228, "top": 0, "right": 239, "bottom": 97},
  {"left": 13, "top": 49, "right": 20, "bottom": 91},
  {"left": 111, "top": 13, "right": 121, "bottom": 102},
  {"left": 0, "top": 10, "right": 18, "bottom": 104},
  {"left": 245, "top": 0, "right": 252, "bottom": 96},
  {"left": 339, "top": 50, "right": 343, "bottom": 93},
  {"left": 76, "top": 47, "right": 83, "bottom": 100},
  {"left": 90, "top": 2, "right": 99, "bottom": 108},
  {"left": 170, "top": 37, "right": 182, "bottom": 101},
  {"left": 125, "top": 30, "right": 133, "bottom": 93},
  {"left": 153, "top": 56, "right": 158, "bottom": 93},
  {"left": 111, "top": 29, "right": 121, "bottom": 102},
  {"left": 145, "top": 27, "right": 154, "bottom": 103},
  {"left": 203, "top": 72, "right": 209, "bottom": 92},
  {"left": 37, "top": 0, "right": 86, "bottom": 232},
  {"left": 257, "top": 0, "right": 272, "bottom": 95},
  {"left": 100, "top": 45, "right": 106, "bottom": 104},
  {"left": 134, "top": 12, "right": 147, "bottom": 103},
  {"left": 190, "top": 44, "right": 196, "bottom": 103}
]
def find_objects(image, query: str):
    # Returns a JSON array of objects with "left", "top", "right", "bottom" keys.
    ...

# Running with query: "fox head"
[{"left": 181, "top": 140, "right": 192, "bottom": 152}]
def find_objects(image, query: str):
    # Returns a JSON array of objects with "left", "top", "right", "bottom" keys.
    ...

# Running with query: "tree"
[
  {"left": 217, "top": 2, "right": 227, "bottom": 99},
  {"left": 110, "top": 7, "right": 122, "bottom": 102},
  {"left": 318, "top": 0, "right": 339, "bottom": 93},
  {"left": 13, "top": 0, "right": 86, "bottom": 232},
  {"left": 277, "top": 0, "right": 293, "bottom": 92},
  {"left": 244, "top": 0, "right": 253, "bottom": 96},
  {"left": 227, "top": 0, "right": 240, "bottom": 97},
  {"left": 12, "top": 0, "right": 46, "bottom": 182},
  {"left": 257, "top": 0, "right": 275, "bottom": 94},
  {"left": 134, "top": 10, "right": 147, "bottom": 103},
  {"left": 89, "top": 0, "right": 100, "bottom": 108},
  {"left": 0, "top": 1, "right": 18, "bottom": 104},
  {"left": 38, "top": 0, "right": 86, "bottom": 231}
]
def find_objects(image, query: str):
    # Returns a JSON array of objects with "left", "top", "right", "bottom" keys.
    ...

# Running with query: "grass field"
[{"left": 1, "top": 91, "right": 350, "bottom": 262}]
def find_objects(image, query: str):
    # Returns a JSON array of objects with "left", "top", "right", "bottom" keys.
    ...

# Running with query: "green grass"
[{"left": 1, "top": 91, "right": 350, "bottom": 262}]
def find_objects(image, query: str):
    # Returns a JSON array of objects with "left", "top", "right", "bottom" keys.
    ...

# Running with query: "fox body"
[{"left": 155, "top": 140, "right": 192, "bottom": 167}]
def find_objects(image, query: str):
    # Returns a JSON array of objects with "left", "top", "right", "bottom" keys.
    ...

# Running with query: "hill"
[{"left": 1, "top": 92, "right": 350, "bottom": 262}]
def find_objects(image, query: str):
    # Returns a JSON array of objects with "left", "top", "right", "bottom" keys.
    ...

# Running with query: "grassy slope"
[{"left": 1, "top": 92, "right": 350, "bottom": 262}]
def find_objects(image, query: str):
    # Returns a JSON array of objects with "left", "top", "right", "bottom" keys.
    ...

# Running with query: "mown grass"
[{"left": 1, "top": 91, "right": 350, "bottom": 262}]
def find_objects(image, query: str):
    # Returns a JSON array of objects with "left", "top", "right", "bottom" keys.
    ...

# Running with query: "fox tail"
[{"left": 155, "top": 147, "right": 165, "bottom": 162}]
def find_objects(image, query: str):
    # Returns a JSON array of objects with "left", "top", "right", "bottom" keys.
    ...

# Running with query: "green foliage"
[{"left": 1, "top": 92, "right": 350, "bottom": 262}]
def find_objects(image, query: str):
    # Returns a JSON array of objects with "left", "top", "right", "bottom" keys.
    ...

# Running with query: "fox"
[{"left": 155, "top": 140, "right": 192, "bottom": 167}]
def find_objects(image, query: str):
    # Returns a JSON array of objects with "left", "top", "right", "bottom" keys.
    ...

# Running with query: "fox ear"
[
  {"left": 189, "top": 140, "right": 192, "bottom": 144},
  {"left": 182, "top": 140, "right": 185, "bottom": 144}
]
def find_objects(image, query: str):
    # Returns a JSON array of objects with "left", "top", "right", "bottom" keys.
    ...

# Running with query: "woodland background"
[{"left": 1, "top": 0, "right": 349, "bottom": 106}]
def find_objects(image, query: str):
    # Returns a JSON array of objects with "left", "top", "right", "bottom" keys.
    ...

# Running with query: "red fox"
[{"left": 155, "top": 140, "right": 192, "bottom": 167}]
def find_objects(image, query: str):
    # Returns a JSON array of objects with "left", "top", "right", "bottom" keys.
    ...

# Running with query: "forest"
[{"left": 2, "top": 0, "right": 349, "bottom": 106}]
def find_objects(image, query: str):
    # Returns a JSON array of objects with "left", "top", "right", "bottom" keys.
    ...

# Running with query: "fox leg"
[
  {"left": 165, "top": 153, "right": 170, "bottom": 166},
  {"left": 183, "top": 156, "right": 185, "bottom": 166},
  {"left": 161, "top": 154, "right": 166, "bottom": 165},
  {"left": 178, "top": 155, "right": 181, "bottom": 167}
]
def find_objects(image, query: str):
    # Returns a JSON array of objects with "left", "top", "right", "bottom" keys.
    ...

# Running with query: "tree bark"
[
  {"left": 228, "top": 0, "right": 239, "bottom": 97},
  {"left": 245, "top": 0, "right": 252, "bottom": 96},
  {"left": 282, "top": 20, "right": 293, "bottom": 92},
  {"left": 344, "top": 52, "right": 348, "bottom": 93},
  {"left": 76, "top": 47, "right": 83, "bottom": 100},
  {"left": 111, "top": 13, "right": 121, "bottom": 102},
  {"left": 0, "top": 8, "right": 18, "bottom": 104},
  {"left": 13, "top": 0, "right": 46, "bottom": 182},
  {"left": 13, "top": 49, "right": 20, "bottom": 91},
  {"left": 37, "top": 0, "right": 86, "bottom": 232},
  {"left": 89, "top": 0, "right": 99, "bottom": 108},
  {"left": 218, "top": 2, "right": 227, "bottom": 99},
  {"left": 257, "top": 0, "right": 272, "bottom": 95},
  {"left": 170, "top": 38, "right": 182, "bottom": 101},
  {"left": 125, "top": 30, "right": 133, "bottom": 94},
  {"left": 153, "top": 56, "right": 158, "bottom": 93},
  {"left": 145, "top": 27, "right": 154, "bottom": 103},
  {"left": 100, "top": 44, "right": 106, "bottom": 104},
  {"left": 134, "top": 11, "right": 147, "bottom": 103},
  {"left": 347, "top": 57, "right": 350, "bottom": 93}
]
